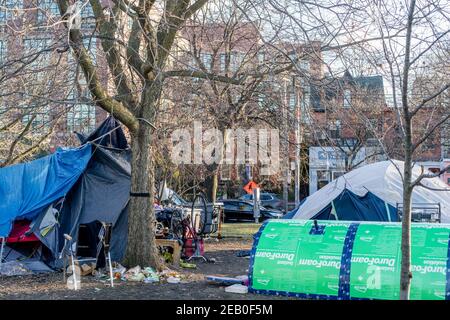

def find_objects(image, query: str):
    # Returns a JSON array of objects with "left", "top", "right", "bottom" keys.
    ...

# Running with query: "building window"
[
  {"left": 231, "top": 52, "right": 244, "bottom": 72},
  {"left": 299, "top": 60, "right": 309, "bottom": 72},
  {"left": 219, "top": 53, "right": 226, "bottom": 72},
  {"left": 23, "top": 37, "right": 52, "bottom": 78},
  {"left": 220, "top": 164, "right": 232, "bottom": 181},
  {"left": 22, "top": 105, "right": 51, "bottom": 128},
  {"left": 67, "top": 103, "right": 96, "bottom": 133},
  {"left": 257, "top": 93, "right": 266, "bottom": 108},
  {"left": 66, "top": 87, "right": 96, "bottom": 133},
  {"left": 23, "top": 37, "right": 51, "bottom": 67},
  {"left": 81, "top": 2, "right": 95, "bottom": 29},
  {"left": 340, "top": 138, "right": 357, "bottom": 148},
  {"left": 447, "top": 177, "right": 450, "bottom": 185},
  {"left": 317, "top": 170, "right": 329, "bottom": 190},
  {"left": 332, "top": 171, "right": 345, "bottom": 180},
  {"left": 219, "top": 52, "right": 245, "bottom": 73},
  {"left": 343, "top": 89, "right": 351, "bottom": 108},
  {"left": 257, "top": 52, "right": 265, "bottom": 64},
  {"left": 289, "top": 53, "right": 309, "bottom": 73},
  {"left": 199, "top": 52, "right": 212, "bottom": 72},
  {"left": 288, "top": 92, "right": 296, "bottom": 111},
  {"left": 37, "top": 0, "right": 58, "bottom": 23},
  {"left": 311, "top": 84, "right": 324, "bottom": 112},
  {"left": 0, "top": 39, "right": 6, "bottom": 63},
  {"left": 0, "top": 0, "right": 21, "bottom": 22},
  {"left": 300, "top": 80, "right": 311, "bottom": 123},
  {"left": 328, "top": 120, "right": 341, "bottom": 139}
]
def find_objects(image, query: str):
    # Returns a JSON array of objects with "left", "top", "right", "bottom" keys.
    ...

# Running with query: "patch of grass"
[{"left": 217, "top": 222, "right": 262, "bottom": 239}]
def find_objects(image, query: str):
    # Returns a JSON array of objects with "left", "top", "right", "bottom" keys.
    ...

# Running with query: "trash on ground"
[
  {"left": 162, "top": 252, "right": 173, "bottom": 264},
  {"left": 80, "top": 263, "right": 96, "bottom": 276},
  {"left": 225, "top": 284, "right": 248, "bottom": 294},
  {"left": 128, "top": 272, "right": 145, "bottom": 282},
  {"left": 235, "top": 275, "right": 249, "bottom": 286},
  {"left": 167, "top": 276, "right": 181, "bottom": 284},
  {"left": 0, "top": 261, "right": 32, "bottom": 276},
  {"left": 143, "top": 267, "right": 160, "bottom": 283},
  {"left": 180, "top": 261, "right": 196, "bottom": 269},
  {"left": 92, "top": 269, "right": 108, "bottom": 280},
  {"left": 205, "top": 275, "right": 247, "bottom": 286},
  {"left": 112, "top": 263, "right": 126, "bottom": 276},
  {"left": 236, "top": 250, "right": 251, "bottom": 257},
  {"left": 207, "top": 257, "right": 216, "bottom": 263}
]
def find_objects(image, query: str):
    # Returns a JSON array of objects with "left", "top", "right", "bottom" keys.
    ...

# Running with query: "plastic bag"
[{"left": 0, "top": 261, "right": 32, "bottom": 276}]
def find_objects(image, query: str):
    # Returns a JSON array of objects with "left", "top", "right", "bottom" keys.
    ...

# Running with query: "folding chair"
[{"left": 62, "top": 222, "right": 114, "bottom": 288}]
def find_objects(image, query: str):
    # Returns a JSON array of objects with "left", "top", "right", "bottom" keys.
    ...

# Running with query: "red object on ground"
[
  {"left": 3, "top": 221, "right": 39, "bottom": 243},
  {"left": 243, "top": 180, "right": 259, "bottom": 194},
  {"left": 182, "top": 221, "right": 205, "bottom": 258}
]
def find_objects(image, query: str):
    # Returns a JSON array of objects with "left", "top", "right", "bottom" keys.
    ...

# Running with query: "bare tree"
[
  {"left": 0, "top": 4, "right": 81, "bottom": 165},
  {"left": 50, "top": 0, "right": 404, "bottom": 268}
]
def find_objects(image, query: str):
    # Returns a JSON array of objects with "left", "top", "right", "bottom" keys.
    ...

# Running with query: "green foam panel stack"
[{"left": 249, "top": 220, "right": 450, "bottom": 300}]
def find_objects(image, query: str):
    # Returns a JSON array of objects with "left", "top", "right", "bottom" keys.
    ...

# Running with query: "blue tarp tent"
[
  {"left": 0, "top": 117, "right": 131, "bottom": 274},
  {"left": 0, "top": 145, "right": 92, "bottom": 237}
]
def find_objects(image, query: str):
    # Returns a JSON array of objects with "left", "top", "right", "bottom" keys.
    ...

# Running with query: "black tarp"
[
  {"left": 58, "top": 116, "right": 131, "bottom": 266},
  {"left": 76, "top": 116, "right": 129, "bottom": 149}
]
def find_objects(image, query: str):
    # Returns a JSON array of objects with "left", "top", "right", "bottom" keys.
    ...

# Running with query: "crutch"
[
  {"left": 0, "top": 237, "right": 5, "bottom": 271},
  {"left": 102, "top": 223, "right": 114, "bottom": 288},
  {"left": 63, "top": 234, "right": 79, "bottom": 290}
]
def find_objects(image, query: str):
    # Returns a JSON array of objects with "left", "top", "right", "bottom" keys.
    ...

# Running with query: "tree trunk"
[
  {"left": 400, "top": 116, "right": 413, "bottom": 300},
  {"left": 204, "top": 128, "right": 228, "bottom": 202},
  {"left": 204, "top": 164, "right": 219, "bottom": 202},
  {"left": 211, "top": 170, "right": 219, "bottom": 203},
  {"left": 400, "top": 184, "right": 412, "bottom": 300},
  {"left": 399, "top": 0, "right": 416, "bottom": 299},
  {"left": 123, "top": 122, "right": 164, "bottom": 270}
]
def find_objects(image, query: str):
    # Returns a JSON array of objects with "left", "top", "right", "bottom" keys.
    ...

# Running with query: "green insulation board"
[{"left": 248, "top": 220, "right": 450, "bottom": 300}]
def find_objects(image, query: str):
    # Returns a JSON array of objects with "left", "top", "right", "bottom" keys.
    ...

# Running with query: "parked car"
[
  {"left": 221, "top": 199, "right": 284, "bottom": 222},
  {"left": 239, "top": 192, "right": 285, "bottom": 211}
]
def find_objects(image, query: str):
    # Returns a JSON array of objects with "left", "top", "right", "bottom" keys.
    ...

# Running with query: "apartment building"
[{"left": 0, "top": 0, "right": 108, "bottom": 154}]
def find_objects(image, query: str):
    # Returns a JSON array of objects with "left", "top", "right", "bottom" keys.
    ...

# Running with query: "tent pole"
[{"left": 0, "top": 237, "right": 5, "bottom": 270}]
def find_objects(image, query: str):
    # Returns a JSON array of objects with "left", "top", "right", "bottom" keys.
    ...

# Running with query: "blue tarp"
[
  {"left": 286, "top": 188, "right": 398, "bottom": 222},
  {"left": 0, "top": 144, "right": 92, "bottom": 237}
]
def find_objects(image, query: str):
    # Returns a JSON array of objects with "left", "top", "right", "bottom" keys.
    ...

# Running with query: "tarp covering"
[
  {"left": 77, "top": 116, "right": 128, "bottom": 149},
  {"left": 0, "top": 116, "right": 131, "bottom": 272},
  {"left": 292, "top": 160, "right": 450, "bottom": 222},
  {"left": 59, "top": 146, "right": 131, "bottom": 262},
  {"left": 305, "top": 189, "right": 397, "bottom": 222},
  {"left": 249, "top": 220, "right": 450, "bottom": 300},
  {"left": 0, "top": 145, "right": 92, "bottom": 237}
]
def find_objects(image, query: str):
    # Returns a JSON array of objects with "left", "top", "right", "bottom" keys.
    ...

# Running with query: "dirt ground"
[{"left": 0, "top": 238, "right": 286, "bottom": 300}]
